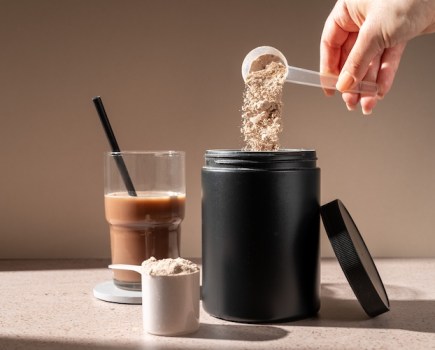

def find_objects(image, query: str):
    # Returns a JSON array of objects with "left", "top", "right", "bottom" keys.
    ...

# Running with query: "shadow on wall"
[{"left": 293, "top": 283, "right": 435, "bottom": 334}]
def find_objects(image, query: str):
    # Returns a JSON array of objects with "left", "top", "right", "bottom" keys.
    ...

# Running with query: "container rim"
[
  {"left": 205, "top": 149, "right": 317, "bottom": 160},
  {"left": 206, "top": 149, "right": 315, "bottom": 154},
  {"left": 204, "top": 149, "right": 317, "bottom": 169}
]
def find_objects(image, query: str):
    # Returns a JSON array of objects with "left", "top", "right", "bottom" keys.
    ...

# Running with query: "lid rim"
[
  {"left": 321, "top": 199, "right": 390, "bottom": 318},
  {"left": 204, "top": 149, "right": 318, "bottom": 170}
]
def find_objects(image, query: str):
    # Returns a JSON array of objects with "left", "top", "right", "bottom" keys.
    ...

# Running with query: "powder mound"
[
  {"left": 142, "top": 257, "right": 199, "bottom": 276},
  {"left": 241, "top": 59, "right": 287, "bottom": 151}
]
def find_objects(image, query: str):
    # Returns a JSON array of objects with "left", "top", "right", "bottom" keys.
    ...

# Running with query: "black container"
[{"left": 202, "top": 149, "right": 321, "bottom": 322}]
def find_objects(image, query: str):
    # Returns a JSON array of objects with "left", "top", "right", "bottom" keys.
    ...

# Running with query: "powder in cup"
[{"left": 142, "top": 257, "right": 199, "bottom": 276}]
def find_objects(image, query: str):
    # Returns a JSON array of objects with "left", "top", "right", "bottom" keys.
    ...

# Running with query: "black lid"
[{"left": 320, "top": 199, "right": 390, "bottom": 317}]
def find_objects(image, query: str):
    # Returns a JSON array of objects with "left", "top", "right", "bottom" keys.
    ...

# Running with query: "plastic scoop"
[
  {"left": 109, "top": 264, "right": 142, "bottom": 274},
  {"left": 109, "top": 263, "right": 200, "bottom": 336},
  {"left": 241, "top": 46, "right": 378, "bottom": 95}
]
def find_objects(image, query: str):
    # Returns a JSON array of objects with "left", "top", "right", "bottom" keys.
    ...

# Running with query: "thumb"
[{"left": 336, "top": 22, "right": 384, "bottom": 92}]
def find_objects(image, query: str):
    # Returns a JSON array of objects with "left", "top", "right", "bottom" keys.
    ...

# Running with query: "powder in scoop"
[
  {"left": 142, "top": 257, "right": 199, "bottom": 276},
  {"left": 241, "top": 57, "right": 287, "bottom": 151}
]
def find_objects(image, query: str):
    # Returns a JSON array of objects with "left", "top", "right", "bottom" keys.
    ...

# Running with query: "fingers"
[
  {"left": 320, "top": 1, "right": 352, "bottom": 75},
  {"left": 320, "top": 0, "right": 357, "bottom": 96},
  {"left": 342, "top": 52, "right": 382, "bottom": 115},
  {"left": 341, "top": 43, "right": 405, "bottom": 115},
  {"left": 340, "top": 42, "right": 405, "bottom": 115},
  {"left": 336, "top": 18, "right": 384, "bottom": 92},
  {"left": 341, "top": 52, "right": 380, "bottom": 115},
  {"left": 376, "top": 43, "right": 407, "bottom": 98},
  {"left": 342, "top": 92, "right": 360, "bottom": 111},
  {"left": 320, "top": 17, "right": 344, "bottom": 96},
  {"left": 334, "top": 17, "right": 384, "bottom": 115},
  {"left": 339, "top": 33, "right": 361, "bottom": 111},
  {"left": 320, "top": 0, "right": 407, "bottom": 115},
  {"left": 359, "top": 53, "right": 381, "bottom": 115},
  {"left": 320, "top": 17, "right": 344, "bottom": 76}
]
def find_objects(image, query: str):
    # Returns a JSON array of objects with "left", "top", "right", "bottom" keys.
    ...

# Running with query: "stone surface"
[{"left": 0, "top": 259, "right": 434, "bottom": 349}]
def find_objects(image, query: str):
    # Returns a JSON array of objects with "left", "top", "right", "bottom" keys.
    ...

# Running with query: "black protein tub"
[{"left": 201, "top": 149, "right": 321, "bottom": 322}]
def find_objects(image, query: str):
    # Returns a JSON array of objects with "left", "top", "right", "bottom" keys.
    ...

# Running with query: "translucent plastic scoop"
[
  {"left": 241, "top": 46, "right": 378, "bottom": 95},
  {"left": 109, "top": 263, "right": 200, "bottom": 336}
]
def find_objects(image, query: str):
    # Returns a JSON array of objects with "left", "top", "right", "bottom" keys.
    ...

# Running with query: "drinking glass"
[{"left": 104, "top": 151, "right": 185, "bottom": 291}]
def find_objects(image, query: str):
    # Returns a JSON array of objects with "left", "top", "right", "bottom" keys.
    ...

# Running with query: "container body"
[
  {"left": 104, "top": 151, "right": 185, "bottom": 291},
  {"left": 202, "top": 149, "right": 320, "bottom": 322}
]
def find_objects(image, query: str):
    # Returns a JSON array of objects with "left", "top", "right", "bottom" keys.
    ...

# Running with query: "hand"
[{"left": 320, "top": 0, "right": 435, "bottom": 115}]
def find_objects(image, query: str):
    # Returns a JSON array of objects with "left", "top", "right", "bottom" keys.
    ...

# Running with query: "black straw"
[{"left": 92, "top": 96, "right": 137, "bottom": 196}]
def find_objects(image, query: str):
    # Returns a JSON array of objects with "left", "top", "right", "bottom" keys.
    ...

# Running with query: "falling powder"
[{"left": 241, "top": 56, "right": 287, "bottom": 151}]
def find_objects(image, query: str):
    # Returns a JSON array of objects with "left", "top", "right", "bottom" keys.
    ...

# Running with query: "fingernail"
[
  {"left": 323, "top": 88, "right": 335, "bottom": 97},
  {"left": 337, "top": 71, "right": 355, "bottom": 92},
  {"left": 346, "top": 103, "right": 356, "bottom": 111},
  {"left": 362, "top": 107, "right": 372, "bottom": 115}
]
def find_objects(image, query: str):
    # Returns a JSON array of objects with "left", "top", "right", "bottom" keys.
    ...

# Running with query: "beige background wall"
[{"left": 1, "top": 0, "right": 434, "bottom": 259}]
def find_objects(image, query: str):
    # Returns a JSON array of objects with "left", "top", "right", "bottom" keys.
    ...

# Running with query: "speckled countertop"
[{"left": 1, "top": 259, "right": 434, "bottom": 349}]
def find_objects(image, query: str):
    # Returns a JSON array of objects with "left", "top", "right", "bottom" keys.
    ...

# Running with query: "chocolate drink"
[{"left": 105, "top": 191, "right": 185, "bottom": 290}]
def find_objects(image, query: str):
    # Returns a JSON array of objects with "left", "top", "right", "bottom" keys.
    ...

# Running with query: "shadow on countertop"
[
  {"left": 0, "top": 324, "right": 288, "bottom": 350},
  {"left": 0, "top": 337, "right": 144, "bottom": 350},
  {"left": 188, "top": 323, "right": 288, "bottom": 341},
  {"left": 292, "top": 283, "right": 435, "bottom": 334}
]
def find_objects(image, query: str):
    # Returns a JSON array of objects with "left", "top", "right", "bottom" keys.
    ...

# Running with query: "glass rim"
[{"left": 105, "top": 150, "right": 185, "bottom": 157}]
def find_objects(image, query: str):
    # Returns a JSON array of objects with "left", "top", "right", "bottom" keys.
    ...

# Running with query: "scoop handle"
[
  {"left": 108, "top": 264, "right": 143, "bottom": 274},
  {"left": 286, "top": 66, "right": 378, "bottom": 95}
]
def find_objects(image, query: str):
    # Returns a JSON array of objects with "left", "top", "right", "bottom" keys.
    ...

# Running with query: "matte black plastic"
[
  {"left": 202, "top": 149, "right": 320, "bottom": 322},
  {"left": 320, "top": 200, "right": 390, "bottom": 317}
]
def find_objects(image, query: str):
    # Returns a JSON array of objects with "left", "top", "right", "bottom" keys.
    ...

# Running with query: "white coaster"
[{"left": 93, "top": 280, "right": 142, "bottom": 304}]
